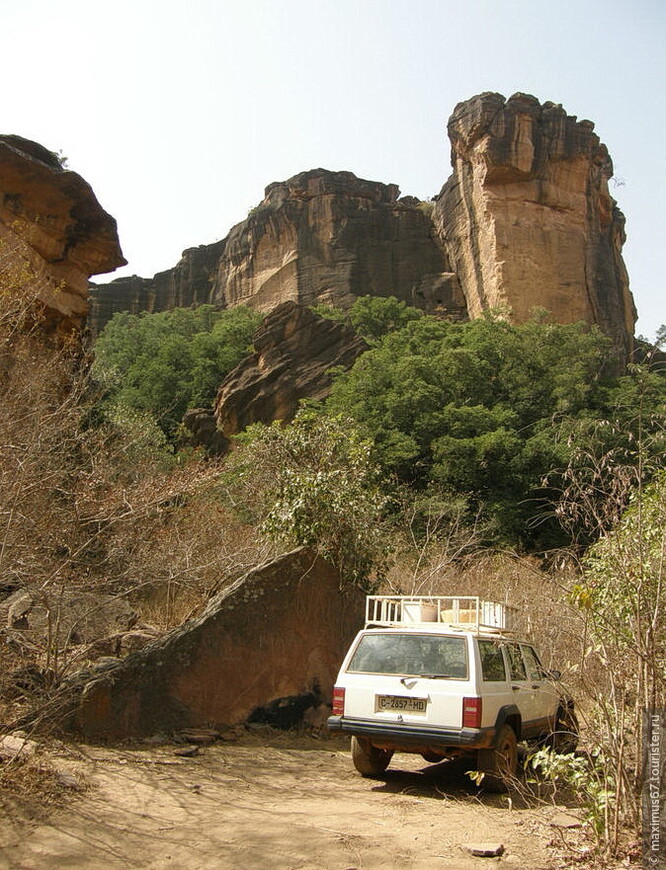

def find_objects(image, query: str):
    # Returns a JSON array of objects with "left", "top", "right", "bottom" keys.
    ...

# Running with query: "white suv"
[{"left": 327, "top": 596, "right": 577, "bottom": 791}]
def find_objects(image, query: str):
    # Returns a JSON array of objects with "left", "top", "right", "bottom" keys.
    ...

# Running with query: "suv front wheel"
[
  {"left": 476, "top": 724, "right": 518, "bottom": 792},
  {"left": 351, "top": 736, "right": 394, "bottom": 777},
  {"left": 547, "top": 706, "right": 579, "bottom": 754}
]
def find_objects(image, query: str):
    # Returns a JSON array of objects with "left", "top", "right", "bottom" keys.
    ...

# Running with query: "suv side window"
[
  {"left": 478, "top": 639, "right": 507, "bottom": 681},
  {"left": 520, "top": 644, "right": 543, "bottom": 681},
  {"left": 505, "top": 643, "right": 527, "bottom": 680}
]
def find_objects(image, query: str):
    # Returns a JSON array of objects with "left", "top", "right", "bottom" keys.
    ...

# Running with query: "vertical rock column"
[{"left": 433, "top": 92, "right": 636, "bottom": 362}]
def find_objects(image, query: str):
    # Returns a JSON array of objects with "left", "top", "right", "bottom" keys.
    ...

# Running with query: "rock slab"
[
  {"left": 212, "top": 300, "right": 368, "bottom": 442},
  {"left": 48, "top": 548, "right": 363, "bottom": 738}
]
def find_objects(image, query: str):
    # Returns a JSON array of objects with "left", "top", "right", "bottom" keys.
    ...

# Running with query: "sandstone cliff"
[
  {"left": 89, "top": 92, "right": 637, "bottom": 362},
  {"left": 433, "top": 92, "right": 635, "bottom": 359},
  {"left": 89, "top": 168, "right": 464, "bottom": 334},
  {"left": 0, "top": 135, "right": 125, "bottom": 335}
]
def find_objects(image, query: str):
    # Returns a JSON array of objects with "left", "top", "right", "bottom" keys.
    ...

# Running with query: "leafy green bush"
[
  {"left": 220, "top": 410, "right": 391, "bottom": 586},
  {"left": 324, "top": 312, "right": 666, "bottom": 548},
  {"left": 92, "top": 305, "right": 262, "bottom": 439}
]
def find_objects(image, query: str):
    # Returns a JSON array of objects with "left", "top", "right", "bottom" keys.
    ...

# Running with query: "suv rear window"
[{"left": 347, "top": 633, "right": 468, "bottom": 679}]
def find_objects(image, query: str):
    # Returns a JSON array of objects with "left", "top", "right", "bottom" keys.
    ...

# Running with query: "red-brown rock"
[
  {"left": 211, "top": 300, "right": 368, "bottom": 443},
  {"left": 58, "top": 548, "right": 363, "bottom": 738},
  {"left": 0, "top": 135, "right": 125, "bottom": 335}
]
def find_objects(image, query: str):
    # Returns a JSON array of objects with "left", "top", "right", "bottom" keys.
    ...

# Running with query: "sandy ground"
[{"left": 0, "top": 732, "right": 586, "bottom": 870}]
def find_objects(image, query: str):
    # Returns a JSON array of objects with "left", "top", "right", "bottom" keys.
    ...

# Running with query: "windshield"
[{"left": 347, "top": 633, "right": 468, "bottom": 679}]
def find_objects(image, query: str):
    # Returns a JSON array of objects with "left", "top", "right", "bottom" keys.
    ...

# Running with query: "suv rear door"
[
  {"left": 476, "top": 637, "right": 512, "bottom": 728},
  {"left": 520, "top": 643, "right": 558, "bottom": 734},
  {"left": 341, "top": 630, "right": 473, "bottom": 730}
]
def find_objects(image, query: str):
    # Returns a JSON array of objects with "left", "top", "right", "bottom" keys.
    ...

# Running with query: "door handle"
[{"left": 511, "top": 685, "right": 520, "bottom": 691}]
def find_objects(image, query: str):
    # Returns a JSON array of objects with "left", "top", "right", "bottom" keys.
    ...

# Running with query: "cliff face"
[
  {"left": 90, "top": 241, "right": 226, "bottom": 333},
  {"left": 433, "top": 92, "right": 635, "bottom": 358},
  {"left": 0, "top": 135, "right": 125, "bottom": 335},
  {"left": 89, "top": 169, "right": 465, "bottom": 334},
  {"left": 89, "top": 92, "right": 636, "bottom": 361},
  {"left": 213, "top": 170, "right": 461, "bottom": 315}
]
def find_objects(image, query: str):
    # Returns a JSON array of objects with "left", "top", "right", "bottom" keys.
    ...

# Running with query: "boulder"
[
  {"left": 211, "top": 301, "right": 368, "bottom": 442},
  {"left": 433, "top": 92, "right": 636, "bottom": 362},
  {"left": 0, "top": 135, "right": 125, "bottom": 336},
  {"left": 5, "top": 588, "right": 137, "bottom": 647},
  {"left": 44, "top": 548, "right": 364, "bottom": 739}
]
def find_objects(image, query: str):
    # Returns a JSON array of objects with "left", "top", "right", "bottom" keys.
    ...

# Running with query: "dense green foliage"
[
  {"left": 92, "top": 305, "right": 262, "bottom": 438},
  {"left": 92, "top": 295, "right": 665, "bottom": 552},
  {"left": 221, "top": 410, "right": 390, "bottom": 585},
  {"left": 312, "top": 295, "right": 422, "bottom": 343},
  {"left": 323, "top": 307, "right": 666, "bottom": 547}
]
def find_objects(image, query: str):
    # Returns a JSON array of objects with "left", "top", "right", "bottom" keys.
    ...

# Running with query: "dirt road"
[{"left": 0, "top": 732, "right": 584, "bottom": 869}]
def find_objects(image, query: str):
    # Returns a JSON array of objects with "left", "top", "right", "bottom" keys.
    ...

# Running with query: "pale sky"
[{"left": 3, "top": 0, "right": 664, "bottom": 340}]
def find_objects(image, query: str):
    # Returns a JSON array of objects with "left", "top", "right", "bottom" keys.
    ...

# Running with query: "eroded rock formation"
[
  {"left": 89, "top": 168, "right": 464, "bottom": 334},
  {"left": 41, "top": 548, "right": 363, "bottom": 739},
  {"left": 0, "top": 135, "right": 125, "bottom": 335},
  {"left": 433, "top": 92, "right": 635, "bottom": 359},
  {"left": 89, "top": 92, "right": 637, "bottom": 362},
  {"left": 212, "top": 301, "right": 367, "bottom": 444}
]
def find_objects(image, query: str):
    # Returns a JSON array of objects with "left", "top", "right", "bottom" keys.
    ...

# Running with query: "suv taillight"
[
  {"left": 463, "top": 696, "right": 482, "bottom": 728},
  {"left": 332, "top": 687, "right": 345, "bottom": 716}
]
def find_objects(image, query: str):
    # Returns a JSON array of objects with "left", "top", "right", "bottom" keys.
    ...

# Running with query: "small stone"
[
  {"left": 174, "top": 745, "right": 199, "bottom": 758},
  {"left": 176, "top": 729, "right": 220, "bottom": 745},
  {"left": 465, "top": 843, "right": 505, "bottom": 858},
  {"left": 56, "top": 771, "right": 81, "bottom": 790},
  {"left": 0, "top": 735, "right": 38, "bottom": 762}
]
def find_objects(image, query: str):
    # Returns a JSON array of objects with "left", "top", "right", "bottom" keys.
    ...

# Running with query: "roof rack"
[{"left": 365, "top": 595, "right": 516, "bottom": 632}]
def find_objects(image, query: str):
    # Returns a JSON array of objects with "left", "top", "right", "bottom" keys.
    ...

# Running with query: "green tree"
[
  {"left": 348, "top": 295, "right": 423, "bottom": 343},
  {"left": 220, "top": 410, "right": 391, "bottom": 586},
  {"left": 92, "top": 305, "right": 262, "bottom": 438},
  {"left": 324, "top": 313, "right": 662, "bottom": 547},
  {"left": 564, "top": 473, "right": 666, "bottom": 854}
]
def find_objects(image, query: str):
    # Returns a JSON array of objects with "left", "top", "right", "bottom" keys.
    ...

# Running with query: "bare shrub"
[{"left": 0, "top": 246, "right": 273, "bottom": 731}]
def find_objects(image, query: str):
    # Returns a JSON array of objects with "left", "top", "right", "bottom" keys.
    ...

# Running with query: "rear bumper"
[{"left": 327, "top": 715, "right": 495, "bottom": 750}]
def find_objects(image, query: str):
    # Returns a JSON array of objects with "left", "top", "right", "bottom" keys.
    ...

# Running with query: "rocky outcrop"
[
  {"left": 208, "top": 301, "right": 367, "bottom": 445},
  {"left": 2, "top": 586, "right": 137, "bottom": 647},
  {"left": 433, "top": 92, "right": 635, "bottom": 359},
  {"left": 89, "top": 168, "right": 464, "bottom": 334},
  {"left": 88, "top": 93, "right": 637, "bottom": 362},
  {"left": 43, "top": 548, "right": 363, "bottom": 739},
  {"left": 0, "top": 135, "right": 125, "bottom": 335}
]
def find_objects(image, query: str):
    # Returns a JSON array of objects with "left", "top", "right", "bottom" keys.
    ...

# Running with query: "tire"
[
  {"left": 421, "top": 750, "right": 442, "bottom": 764},
  {"left": 351, "top": 736, "right": 393, "bottom": 777},
  {"left": 476, "top": 724, "right": 518, "bottom": 792},
  {"left": 547, "top": 706, "right": 579, "bottom": 754}
]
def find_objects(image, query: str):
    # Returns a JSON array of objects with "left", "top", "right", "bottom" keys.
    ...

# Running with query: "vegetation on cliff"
[{"left": 92, "top": 304, "right": 262, "bottom": 438}]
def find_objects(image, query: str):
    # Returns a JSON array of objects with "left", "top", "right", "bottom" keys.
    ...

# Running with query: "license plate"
[{"left": 376, "top": 695, "right": 428, "bottom": 714}]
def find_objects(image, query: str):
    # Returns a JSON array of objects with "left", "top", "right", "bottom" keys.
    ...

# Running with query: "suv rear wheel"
[
  {"left": 476, "top": 724, "right": 518, "bottom": 792},
  {"left": 351, "top": 736, "right": 393, "bottom": 777}
]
